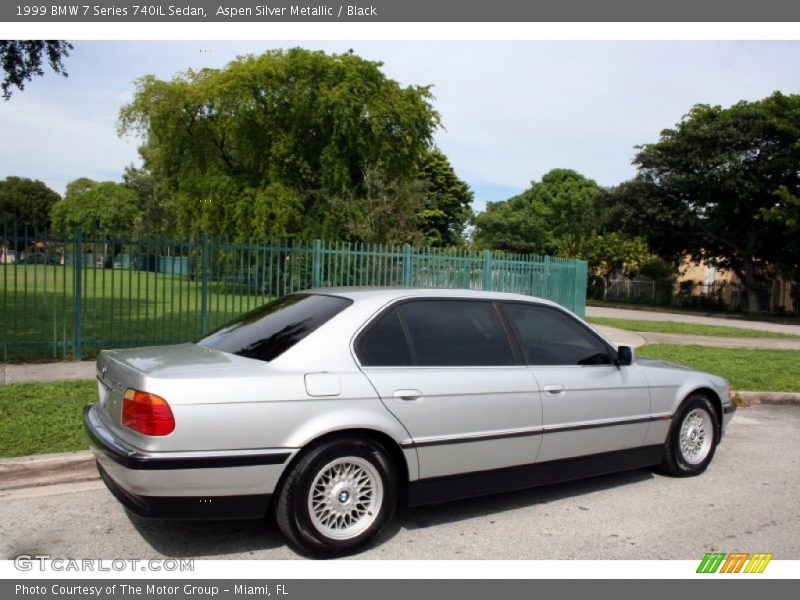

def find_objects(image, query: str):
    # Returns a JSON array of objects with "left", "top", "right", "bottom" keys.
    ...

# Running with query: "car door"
[
  {"left": 356, "top": 298, "right": 543, "bottom": 479},
  {"left": 501, "top": 302, "right": 651, "bottom": 463}
]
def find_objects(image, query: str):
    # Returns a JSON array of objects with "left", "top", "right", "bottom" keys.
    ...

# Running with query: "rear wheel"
[
  {"left": 275, "top": 437, "right": 397, "bottom": 557},
  {"left": 660, "top": 394, "right": 719, "bottom": 476}
]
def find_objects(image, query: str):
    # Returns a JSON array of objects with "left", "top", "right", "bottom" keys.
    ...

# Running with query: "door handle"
[
  {"left": 393, "top": 389, "right": 423, "bottom": 402},
  {"left": 543, "top": 384, "right": 566, "bottom": 397}
]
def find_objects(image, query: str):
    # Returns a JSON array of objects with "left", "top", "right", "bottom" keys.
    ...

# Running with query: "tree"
[
  {"left": 598, "top": 178, "right": 694, "bottom": 267},
  {"left": 0, "top": 41, "right": 72, "bottom": 100},
  {"left": 472, "top": 169, "right": 602, "bottom": 255},
  {"left": 0, "top": 176, "right": 60, "bottom": 232},
  {"left": 122, "top": 165, "right": 173, "bottom": 235},
  {"left": 332, "top": 167, "right": 428, "bottom": 246},
  {"left": 417, "top": 148, "right": 473, "bottom": 247},
  {"left": 571, "top": 231, "right": 652, "bottom": 283},
  {"left": 118, "top": 48, "right": 442, "bottom": 241},
  {"left": 632, "top": 92, "right": 800, "bottom": 311},
  {"left": 51, "top": 179, "right": 141, "bottom": 234}
]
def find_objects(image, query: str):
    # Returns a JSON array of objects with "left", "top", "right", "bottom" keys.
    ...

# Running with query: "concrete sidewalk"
[
  {"left": 588, "top": 306, "right": 800, "bottom": 336},
  {"left": 0, "top": 361, "right": 95, "bottom": 385}
]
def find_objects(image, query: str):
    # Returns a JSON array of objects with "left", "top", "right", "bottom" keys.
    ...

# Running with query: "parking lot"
[{"left": 1, "top": 405, "right": 798, "bottom": 560}]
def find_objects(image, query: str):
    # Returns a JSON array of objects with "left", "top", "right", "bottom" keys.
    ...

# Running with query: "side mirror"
[{"left": 616, "top": 345, "right": 633, "bottom": 366}]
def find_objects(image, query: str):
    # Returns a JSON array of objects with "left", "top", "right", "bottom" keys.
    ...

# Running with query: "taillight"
[{"left": 122, "top": 389, "right": 175, "bottom": 436}]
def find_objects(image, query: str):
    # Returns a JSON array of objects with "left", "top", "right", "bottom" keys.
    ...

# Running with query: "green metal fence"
[{"left": 0, "top": 227, "right": 587, "bottom": 361}]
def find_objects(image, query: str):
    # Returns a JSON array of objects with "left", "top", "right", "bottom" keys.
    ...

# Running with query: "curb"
[
  {"left": 736, "top": 391, "right": 800, "bottom": 406},
  {"left": 0, "top": 450, "right": 98, "bottom": 492}
]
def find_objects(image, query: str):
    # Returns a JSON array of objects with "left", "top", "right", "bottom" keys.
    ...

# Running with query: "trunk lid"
[{"left": 95, "top": 343, "right": 259, "bottom": 425}]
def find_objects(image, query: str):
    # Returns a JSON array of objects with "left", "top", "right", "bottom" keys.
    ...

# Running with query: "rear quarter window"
[{"left": 197, "top": 294, "right": 352, "bottom": 362}]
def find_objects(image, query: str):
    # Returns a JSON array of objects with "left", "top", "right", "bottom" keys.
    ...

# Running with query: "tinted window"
[
  {"left": 503, "top": 303, "right": 612, "bottom": 366},
  {"left": 400, "top": 300, "right": 514, "bottom": 366},
  {"left": 358, "top": 308, "right": 412, "bottom": 366},
  {"left": 197, "top": 294, "right": 351, "bottom": 362}
]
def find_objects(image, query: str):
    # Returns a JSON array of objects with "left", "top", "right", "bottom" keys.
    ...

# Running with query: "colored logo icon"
[{"left": 697, "top": 552, "right": 773, "bottom": 573}]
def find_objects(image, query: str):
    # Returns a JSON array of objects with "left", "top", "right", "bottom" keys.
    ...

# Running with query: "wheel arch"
[
  {"left": 273, "top": 428, "right": 411, "bottom": 508},
  {"left": 684, "top": 386, "right": 723, "bottom": 427}
]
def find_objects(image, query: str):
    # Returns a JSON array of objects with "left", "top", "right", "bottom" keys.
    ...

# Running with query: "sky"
[{"left": 1, "top": 40, "right": 800, "bottom": 212}]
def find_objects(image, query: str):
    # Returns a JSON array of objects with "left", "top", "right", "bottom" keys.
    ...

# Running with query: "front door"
[{"left": 501, "top": 302, "right": 651, "bottom": 463}]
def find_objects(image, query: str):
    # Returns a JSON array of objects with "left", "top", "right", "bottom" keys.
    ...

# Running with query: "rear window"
[
  {"left": 399, "top": 299, "right": 515, "bottom": 366},
  {"left": 358, "top": 308, "right": 412, "bottom": 366},
  {"left": 196, "top": 294, "right": 352, "bottom": 362}
]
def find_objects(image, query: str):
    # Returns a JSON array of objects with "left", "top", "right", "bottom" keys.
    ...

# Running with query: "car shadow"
[
  {"left": 127, "top": 468, "right": 657, "bottom": 559},
  {"left": 126, "top": 512, "right": 292, "bottom": 558},
  {"left": 394, "top": 468, "right": 656, "bottom": 532}
]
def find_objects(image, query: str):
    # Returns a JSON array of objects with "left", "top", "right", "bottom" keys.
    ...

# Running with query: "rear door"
[
  {"left": 501, "top": 302, "right": 651, "bottom": 463},
  {"left": 356, "top": 299, "right": 543, "bottom": 479}
]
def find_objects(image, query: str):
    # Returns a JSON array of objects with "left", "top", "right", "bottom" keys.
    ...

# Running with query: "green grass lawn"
[
  {"left": 0, "top": 380, "right": 95, "bottom": 457},
  {"left": 637, "top": 344, "right": 800, "bottom": 393},
  {"left": 587, "top": 316, "right": 800, "bottom": 339}
]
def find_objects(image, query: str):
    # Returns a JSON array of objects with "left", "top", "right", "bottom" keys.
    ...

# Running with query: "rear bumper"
[
  {"left": 96, "top": 462, "right": 271, "bottom": 519},
  {"left": 83, "top": 403, "right": 295, "bottom": 518}
]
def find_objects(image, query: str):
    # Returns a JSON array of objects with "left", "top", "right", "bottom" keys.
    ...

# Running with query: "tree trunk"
[{"left": 742, "top": 258, "right": 760, "bottom": 314}]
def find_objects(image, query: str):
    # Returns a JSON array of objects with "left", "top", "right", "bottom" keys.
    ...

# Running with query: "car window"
[
  {"left": 503, "top": 303, "right": 612, "bottom": 366},
  {"left": 399, "top": 300, "right": 515, "bottom": 366},
  {"left": 358, "top": 308, "right": 412, "bottom": 366},
  {"left": 197, "top": 294, "right": 352, "bottom": 362}
]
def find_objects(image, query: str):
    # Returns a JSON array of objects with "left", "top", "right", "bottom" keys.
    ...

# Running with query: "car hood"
[
  {"left": 635, "top": 357, "right": 729, "bottom": 391},
  {"left": 635, "top": 357, "right": 696, "bottom": 372}
]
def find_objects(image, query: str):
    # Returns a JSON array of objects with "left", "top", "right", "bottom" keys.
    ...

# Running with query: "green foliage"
[
  {"left": 122, "top": 165, "right": 173, "bottom": 236},
  {"left": 417, "top": 148, "right": 473, "bottom": 246},
  {"left": 333, "top": 167, "right": 428, "bottom": 245},
  {"left": 118, "top": 48, "right": 445, "bottom": 241},
  {"left": 51, "top": 179, "right": 141, "bottom": 234},
  {"left": 637, "top": 256, "right": 675, "bottom": 280},
  {"left": 569, "top": 231, "right": 651, "bottom": 279},
  {"left": 0, "top": 176, "right": 60, "bottom": 232},
  {"left": 598, "top": 179, "right": 692, "bottom": 266},
  {"left": 473, "top": 169, "right": 601, "bottom": 255},
  {"left": 0, "top": 40, "right": 72, "bottom": 100},
  {"left": 472, "top": 169, "right": 655, "bottom": 280},
  {"left": 631, "top": 92, "right": 800, "bottom": 294}
]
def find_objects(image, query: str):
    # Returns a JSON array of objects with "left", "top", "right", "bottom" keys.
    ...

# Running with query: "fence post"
[
  {"left": 201, "top": 234, "right": 209, "bottom": 335},
  {"left": 462, "top": 254, "right": 471, "bottom": 289},
  {"left": 573, "top": 260, "right": 588, "bottom": 318},
  {"left": 482, "top": 250, "right": 493, "bottom": 291},
  {"left": 312, "top": 239, "right": 322, "bottom": 288},
  {"left": 72, "top": 228, "right": 83, "bottom": 361},
  {"left": 543, "top": 255, "right": 552, "bottom": 299},
  {"left": 402, "top": 244, "right": 413, "bottom": 286}
]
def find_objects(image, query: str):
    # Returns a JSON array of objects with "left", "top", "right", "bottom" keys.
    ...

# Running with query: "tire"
[
  {"left": 660, "top": 394, "right": 720, "bottom": 477},
  {"left": 274, "top": 437, "right": 397, "bottom": 557}
]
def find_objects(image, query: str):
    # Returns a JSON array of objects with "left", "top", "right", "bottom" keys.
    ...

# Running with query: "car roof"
[{"left": 302, "top": 286, "right": 562, "bottom": 308}]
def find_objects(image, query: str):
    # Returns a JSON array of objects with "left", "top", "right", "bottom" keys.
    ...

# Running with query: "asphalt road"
[{"left": 1, "top": 405, "right": 798, "bottom": 560}]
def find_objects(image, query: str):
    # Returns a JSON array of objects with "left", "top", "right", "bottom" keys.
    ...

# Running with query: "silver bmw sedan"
[{"left": 84, "top": 288, "right": 736, "bottom": 556}]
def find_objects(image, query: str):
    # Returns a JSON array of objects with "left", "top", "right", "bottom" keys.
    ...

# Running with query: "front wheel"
[
  {"left": 660, "top": 394, "right": 719, "bottom": 476},
  {"left": 274, "top": 437, "right": 397, "bottom": 557}
]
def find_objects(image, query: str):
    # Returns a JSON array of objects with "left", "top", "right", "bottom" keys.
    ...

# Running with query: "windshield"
[{"left": 196, "top": 294, "right": 352, "bottom": 362}]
